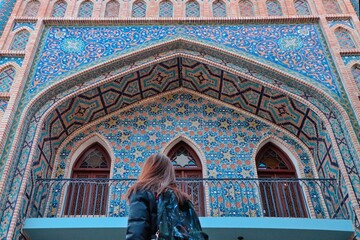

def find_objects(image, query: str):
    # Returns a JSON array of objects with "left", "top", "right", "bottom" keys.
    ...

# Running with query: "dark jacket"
[{"left": 126, "top": 190, "right": 158, "bottom": 240}]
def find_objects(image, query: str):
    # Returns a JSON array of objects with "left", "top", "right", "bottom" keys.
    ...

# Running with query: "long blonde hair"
[{"left": 126, "top": 153, "right": 188, "bottom": 205}]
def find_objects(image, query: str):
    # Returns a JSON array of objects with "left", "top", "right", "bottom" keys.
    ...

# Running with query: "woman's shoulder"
[{"left": 129, "top": 189, "right": 156, "bottom": 202}]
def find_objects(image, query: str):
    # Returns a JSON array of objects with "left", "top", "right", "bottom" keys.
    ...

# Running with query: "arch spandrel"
[{"left": 26, "top": 24, "right": 342, "bottom": 97}]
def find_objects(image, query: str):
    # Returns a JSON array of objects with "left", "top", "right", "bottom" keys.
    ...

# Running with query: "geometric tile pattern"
[
  {"left": 0, "top": 67, "right": 15, "bottom": 92},
  {"left": 51, "top": 0, "right": 67, "bottom": 18},
  {"left": 27, "top": 24, "right": 342, "bottom": 96},
  {"left": 159, "top": 0, "right": 173, "bottom": 18},
  {"left": 239, "top": 0, "right": 254, "bottom": 16},
  {"left": 22, "top": 0, "right": 40, "bottom": 17},
  {"left": 323, "top": 0, "right": 342, "bottom": 14},
  {"left": 266, "top": 0, "right": 283, "bottom": 16},
  {"left": 37, "top": 93, "right": 329, "bottom": 219},
  {"left": 78, "top": 1, "right": 94, "bottom": 18},
  {"left": 294, "top": 0, "right": 311, "bottom": 15},
  {"left": 132, "top": 1, "right": 146, "bottom": 17},
  {"left": 186, "top": 1, "right": 200, "bottom": 17},
  {"left": 10, "top": 30, "right": 30, "bottom": 51},
  {"left": 0, "top": 0, "right": 17, "bottom": 36},
  {"left": 352, "top": 65, "right": 360, "bottom": 91},
  {"left": 212, "top": 0, "right": 226, "bottom": 17},
  {"left": 335, "top": 28, "right": 357, "bottom": 49},
  {"left": 105, "top": 0, "right": 120, "bottom": 18}
]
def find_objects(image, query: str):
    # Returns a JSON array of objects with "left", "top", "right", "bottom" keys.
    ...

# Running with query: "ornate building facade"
[{"left": 0, "top": 0, "right": 360, "bottom": 239}]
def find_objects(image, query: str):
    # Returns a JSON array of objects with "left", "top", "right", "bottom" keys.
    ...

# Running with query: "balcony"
[{"left": 23, "top": 178, "right": 354, "bottom": 240}]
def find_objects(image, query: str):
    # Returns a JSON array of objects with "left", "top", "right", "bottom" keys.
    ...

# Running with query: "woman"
[{"left": 126, "top": 153, "right": 189, "bottom": 240}]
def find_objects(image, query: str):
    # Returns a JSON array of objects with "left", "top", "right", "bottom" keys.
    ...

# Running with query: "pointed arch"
[
  {"left": 0, "top": 66, "right": 16, "bottom": 92},
  {"left": 186, "top": 0, "right": 200, "bottom": 17},
  {"left": 334, "top": 27, "right": 357, "bottom": 49},
  {"left": 10, "top": 29, "right": 30, "bottom": 51},
  {"left": 266, "top": 0, "right": 282, "bottom": 16},
  {"left": 159, "top": 0, "right": 173, "bottom": 17},
  {"left": 239, "top": 0, "right": 255, "bottom": 16},
  {"left": 352, "top": 64, "right": 360, "bottom": 91},
  {"left": 166, "top": 139, "right": 205, "bottom": 216},
  {"left": 322, "top": 0, "right": 342, "bottom": 14},
  {"left": 256, "top": 142, "right": 309, "bottom": 218},
  {"left": 64, "top": 143, "right": 111, "bottom": 216},
  {"left": 78, "top": 0, "right": 94, "bottom": 18},
  {"left": 294, "top": 0, "right": 311, "bottom": 15},
  {"left": 213, "top": 0, "right": 227, "bottom": 17},
  {"left": 132, "top": 0, "right": 146, "bottom": 17},
  {"left": 52, "top": 0, "right": 67, "bottom": 17},
  {"left": 23, "top": 0, "right": 40, "bottom": 17},
  {"left": 105, "top": 0, "right": 120, "bottom": 17}
]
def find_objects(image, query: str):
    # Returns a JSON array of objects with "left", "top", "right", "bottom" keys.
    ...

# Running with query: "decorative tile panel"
[
  {"left": 159, "top": 0, "right": 173, "bottom": 17},
  {"left": 105, "top": 0, "right": 120, "bottom": 18},
  {"left": 0, "top": 56, "right": 23, "bottom": 66},
  {"left": 22, "top": 0, "right": 40, "bottom": 17},
  {"left": 12, "top": 22, "right": 36, "bottom": 31},
  {"left": 266, "top": 0, "right": 282, "bottom": 16},
  {"left": 294, "top": 0, "right": 311, "bottom": 15},
  {"left": 186, "top": 1, "right": 200, "bottom": 17},
  {"left": 51, "top": 0, "right": 67, "bottom": 18},
  {"left": 342, "top": 55, "right": 360, "bottom": 65},
  {"left": 0, "top": 67, "right": 15, "bottom": 92},
  {"left": 78, "top": 1, "right": 94, "bottom": 18},
  {"left": 323, "top": 0, "right": 342, "bottom": 14},
  {"left": 213, "top": 0, "right": 226, "bottom": 17},
  {"left": 328, "top": 19, "right": 354, "bottom": 29},
  {"left": 26, "top": 24, "right": 342, "bottom": 96},
  {"left": 239, "top": 0, "right": 254, "bottom": 16},
  {"left": 132, "top": 1, "right": 146, "bottom": 17},
  {"left": 335, "top": 28, "right": 357, "bottom": 49},
  {"left": 0, "top": 0, "right": 17, "bottom": 36},
  {"left": 10, "top": 30, "right": 30, "bottom": 51}
]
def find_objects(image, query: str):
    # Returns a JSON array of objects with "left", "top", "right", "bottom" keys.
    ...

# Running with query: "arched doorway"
[
  {"left": 64, "top": 143, "right": 111, "bottom": 216},
  {"left": 256, "top": 143, "right": 308, "bottom": 218},
  {"left": 167, "top": 141, "right": 205, "bottom": 216}
]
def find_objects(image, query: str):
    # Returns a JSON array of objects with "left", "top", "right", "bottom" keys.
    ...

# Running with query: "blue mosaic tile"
[
  {"left": 0, "top": 56, "right": 23, "bottom": 67},
  {"left": 12, "top": 21, "right": 36, "bottom": 31},
  {"left": 328, "top": 19, "right": 354, "bottom": 29},
  {"left": 0, "top": 0, "right": 17, "bottom": 36},
  {"left": 343, "top": 55, "right": 360, "bottom": 65}
]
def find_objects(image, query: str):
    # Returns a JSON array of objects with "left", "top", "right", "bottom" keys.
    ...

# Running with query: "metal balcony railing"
[{"left": 29, "top": 178, "right": 349, "bottom": 219}]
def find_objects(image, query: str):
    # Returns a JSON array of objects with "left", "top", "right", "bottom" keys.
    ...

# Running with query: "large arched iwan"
[{"left": 167, "top": 141, "right": 205, "bottom": 216}]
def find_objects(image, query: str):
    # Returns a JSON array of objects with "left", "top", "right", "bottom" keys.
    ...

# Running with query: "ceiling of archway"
[{"left": 39, "top": 57, "right": 330, "bottom": 171}]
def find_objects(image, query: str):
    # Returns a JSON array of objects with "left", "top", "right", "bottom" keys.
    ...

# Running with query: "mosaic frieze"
[{"left": 29, "top": 24, "right": 341, "bottom": 96}]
